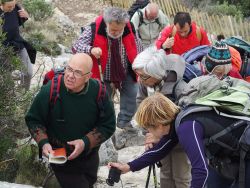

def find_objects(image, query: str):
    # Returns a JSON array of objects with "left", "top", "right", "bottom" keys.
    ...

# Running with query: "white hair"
[
  {"left": 132, "top": 46, "right": 169, "bottom": 79},
  {"left": 103, "top": 7, "right": 129, "bottom": 24},
  {"left": 212, "top": 64, "right": 232, "bottom": 75}
]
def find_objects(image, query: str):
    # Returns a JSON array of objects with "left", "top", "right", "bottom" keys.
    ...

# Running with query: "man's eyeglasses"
[
  {"left": 137, "top": 73, "right": 151, "bottom": 81},
  {"left": 65, "top": 66, "right": 90, "bottom": 78}
]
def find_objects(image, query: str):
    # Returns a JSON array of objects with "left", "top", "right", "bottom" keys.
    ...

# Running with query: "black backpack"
[
  {"left": 175, "top": 106, "right": 250, "bottom": 188},
  {"left": 128, "top": 0, "right": 150, "bottom": 19}
]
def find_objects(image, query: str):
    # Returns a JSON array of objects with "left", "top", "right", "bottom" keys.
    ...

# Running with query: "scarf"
[{"left": 110, "top": 38, "right": 126, "bottom": 89}]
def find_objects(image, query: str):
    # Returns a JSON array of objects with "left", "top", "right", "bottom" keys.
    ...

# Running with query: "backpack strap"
[
  {"left": 171, "top": 25, "right": 177, "bottom": 38},
  {"left": 171, "top": 25, "right": 202, "bottom": 42},
  {"left": 239, "top": 124, "right": 250, "bottom": 188},
  {"left": 196, "top": 26, "right": 202, "bottom": 42},
  {"left": 96, "top": 79, "right": 106, "bottom": 118},
  {"left": 49, "top": 73, "right": 64, "bottom": 121},
  {"left": 207, "top": 120, "right": 246, "bottom": 150},
  {"left": 155, "top": 18, "right": 162, "bottom": 28},
  {"left": 50, "top": 74, "right": 62, "bottom": 106},
  {"left": 137, "top": 10, "right": 144, "bottom": 27},
  {"left": 239, "top": 143, "right": 249, "bottom": 188},
  {"left": 137, "top": 10, "right": 161, "bottom": 28},
  {"left": 175, "top": 105, "right": 213, "bottom": 131}
]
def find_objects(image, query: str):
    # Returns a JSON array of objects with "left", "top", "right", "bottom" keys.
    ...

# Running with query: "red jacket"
[
  {"left": 228, "top": 67, "right": 243, "bottom": 79},
  {"left": 92, "top": 16, "right": 138, "bottom": 79},
  {"left": 156, "top": 22, "right": 210, "bottom": 55}
]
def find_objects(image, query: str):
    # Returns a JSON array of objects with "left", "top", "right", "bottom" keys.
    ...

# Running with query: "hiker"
[
  {"left": 217, "top": 34, "right": 225, "bottom": 41},
  {"left": 156, "top": 12, "right": 210, "bottom": 55},
  {"left": 131, "top": 2, "right": 169, "bottom": 49},
  {"left": 72, "top": 7, "right": 143, "bottom": 130},
  {"left": 0, "top": 0, "right": 35, "bottom": 91},
  {"left": 109, "top": 93, "right": 250, "bottom": 188},
  {"left": 25, "top": 53, "right": 116, "bottom": 188},
  {"left": 132, "top": 46, "right": 191, "bottom": 188},
  {"left": 204, "top": 41, "right": 242, "bottom": 79}
]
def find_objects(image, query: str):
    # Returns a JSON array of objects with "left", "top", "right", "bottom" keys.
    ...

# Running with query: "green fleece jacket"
[{"left": 25, "top": 78, "right": 116, "bottom": 154}]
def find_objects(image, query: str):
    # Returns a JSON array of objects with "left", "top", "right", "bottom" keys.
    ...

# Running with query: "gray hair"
[
  {"left": 103, "top": 7, "right": 129, "bottom": 24},
  {"left": 212, "top": 64, "right": 232, "bottom": 75},
  {"left": 132, "top": 46, "right": 169, "bottom": 79}
]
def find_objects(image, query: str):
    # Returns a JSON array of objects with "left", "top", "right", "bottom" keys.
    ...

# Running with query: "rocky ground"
[
  {"left": 53, "top": 0, "right": 108, "bottom": 29},
  {"left": 0, "top": 0, "right": 161, "bottom": 187}
]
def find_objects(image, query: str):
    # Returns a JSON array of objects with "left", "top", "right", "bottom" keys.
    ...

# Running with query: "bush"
[
  {"left": 15, "top": 144, "right": 48, "bottom": 186},
  {"left": 23, "top": 0, "right": 53, "bottom": 21},
  {"left": 0, "top": 136, "right": 18, "bottom": 182},
  {"left": 0, "top": 22, "right": 21, "bottom": 117},
  {"left": 205, "top": 1, "right": 243, "bottom": 19},
  {"left": 0, "top": 15, "right": 36, "bottom": 184},
  {"left": 26, "top": 32, "right": 61, "bottom": 56},
  {"left": 238, "top": 0, "right": 250, "bottom": 17}
]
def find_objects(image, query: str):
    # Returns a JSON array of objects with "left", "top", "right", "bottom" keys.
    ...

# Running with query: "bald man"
[
  {"left": 25, "top": 53, "right": 116, "bottom": 188},
  {"left": 131, "top": 2, "right": 169, "bottom": 49}
]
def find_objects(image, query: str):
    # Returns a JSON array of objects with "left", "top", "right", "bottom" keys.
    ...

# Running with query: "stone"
[{"left": 99, "top": 139, "right": 118, "bottom": 166}]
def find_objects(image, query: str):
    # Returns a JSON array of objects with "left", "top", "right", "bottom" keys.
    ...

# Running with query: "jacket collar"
[{"left": 97, "top": 19, "right": 132, "bottom": 38}]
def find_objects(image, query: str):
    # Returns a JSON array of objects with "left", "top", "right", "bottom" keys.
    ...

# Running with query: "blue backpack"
[{"left": 182, "top": 45, "right": 211, "bottom": 82}]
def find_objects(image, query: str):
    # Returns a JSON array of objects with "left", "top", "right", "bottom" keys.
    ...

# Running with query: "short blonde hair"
[{"left": 135, "top": 93, "right": 180, "bottom": 129}]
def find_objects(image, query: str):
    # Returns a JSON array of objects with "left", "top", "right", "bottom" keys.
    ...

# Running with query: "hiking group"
[{"left": 2, "top": 0, "right": 250, "bottom": 187}]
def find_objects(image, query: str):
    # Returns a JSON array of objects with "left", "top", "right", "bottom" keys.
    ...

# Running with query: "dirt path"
[{"left": 53, "top": 0, "right": 108, "bottom": 27}]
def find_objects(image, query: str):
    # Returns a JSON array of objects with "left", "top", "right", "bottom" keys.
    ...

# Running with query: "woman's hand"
[
  {"left": 108, "top": 162, "right": 131, "bottom": 174},
  {"left": 144, "top": 133, "right": 160, "bottom": 151}
]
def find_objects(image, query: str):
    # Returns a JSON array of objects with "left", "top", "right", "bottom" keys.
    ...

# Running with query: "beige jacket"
[{"left": 131, "top": 7, "right": 170, "bottom": 49}]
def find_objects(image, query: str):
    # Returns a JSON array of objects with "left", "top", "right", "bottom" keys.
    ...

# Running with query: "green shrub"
[
  {"left": 0, "top": 159, "right": 18, "bottom": 182},
  {"left": 23, "top": 0, "right": 53, "bottom": 21},
  {"left": 238, "top": 0, "right": 250, "bottom": 17},
  {"left": 15, "top": 144, "right": 48, "bottom": 186},
  {"left": 26, "top": 32, "right": 61, "bottom": 56},
  {"left": 205, "top": 1, "right": 243, "bottom": 19},
  {"left": 0, "top": 136, "right": 18, "bottom": 182}
]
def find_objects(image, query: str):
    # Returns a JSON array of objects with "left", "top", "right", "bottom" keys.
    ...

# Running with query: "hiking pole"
[
  {"left": 152, "top": 164, "right": 158, "bottom": 188},
  {"left": 145, "top": 165, "right": 152, "bottom": 188},
  {"left": 97, "top": 58, "right": 104, "bottom": 82}
]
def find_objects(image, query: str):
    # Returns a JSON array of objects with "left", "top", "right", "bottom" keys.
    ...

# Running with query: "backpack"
[
  {"left": 128, "top": 0, "right": 150, "bottom": 19},
  {"left": 176, "top": 74, "right": 250, "bottom": 109},
  {"left": 224, "top": 37, "right": 250, "bottom": 82},
  {"left": 195, "top": 85, "right": 250, "bottom": 116},
  {"left": 181, "top": 45, "right": 211, "bottom": 82},
  {"left": 175, "top": 74, "right": 250, "bottom": 187},
  {"left": 229, "top": 46, "right": 243, "bottom": 72},
  {"left": 43, "top": 68, "right": 106, "bottom": 118},
  {"left": 175, "top": 105, "right": 250, "bottom": 188}
]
